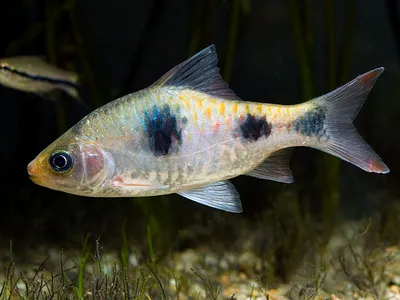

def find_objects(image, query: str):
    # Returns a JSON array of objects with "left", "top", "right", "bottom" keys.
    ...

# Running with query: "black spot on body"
[
  {"left": 293, "top": 106, "right": 326, "bottom": 137},
  {"left": 143, "top": 104, "right": 184, "bottom": 156},
  {"left": 240, "top": 114, "right": 271, "bottom": 141}
]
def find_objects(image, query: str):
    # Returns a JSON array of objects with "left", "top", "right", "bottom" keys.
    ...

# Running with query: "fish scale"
[{"left": 27, "top": 45, "right": 389, "bottom": 213}]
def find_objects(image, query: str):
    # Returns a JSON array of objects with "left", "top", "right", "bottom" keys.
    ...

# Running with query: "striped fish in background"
[{"left": 0, "top": 55, "right": 83, "bottom": 104}]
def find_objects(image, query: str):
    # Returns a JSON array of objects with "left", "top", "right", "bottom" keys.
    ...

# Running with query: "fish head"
[{"left": 27, "top": 130, "right": 115, "bottom": 195}]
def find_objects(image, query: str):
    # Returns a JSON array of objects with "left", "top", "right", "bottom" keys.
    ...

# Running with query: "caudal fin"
[
  {"left": 312, "top": 67, "right": 389, "bottom": 174},
  {"left": 59, "top": 73, "right": 89, "bottom": 108},
  {"left": 63, "top": 72, "right": 80, "bottom": 99}
]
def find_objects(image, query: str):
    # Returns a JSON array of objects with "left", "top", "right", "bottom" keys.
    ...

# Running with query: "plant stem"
[
  {"left": 224, "top": 0, "right": 241, "bottom": 82},
  {"left": 289, "top": 0, "right": 313, "bottom": 100},
  {"left": 44, "top": 0, "right": 67, "bottom": 135},
  {"left": 324, "top": 0, "right": 337, "bottom": 90},
  {"left": 68, "top": 0, "right": 102, "bottom": 108},
  {"left": 340, "top": 0, "right": 355, "bottom": 84}
]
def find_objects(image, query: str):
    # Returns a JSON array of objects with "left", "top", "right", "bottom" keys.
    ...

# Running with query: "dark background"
[{"left": 0, "top": 0, "right": 399, "bottom": 278}]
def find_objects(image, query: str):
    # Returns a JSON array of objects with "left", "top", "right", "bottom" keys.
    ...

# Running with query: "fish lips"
[{"left": 27, "top": 160, "right": 46, "bottom": 186}]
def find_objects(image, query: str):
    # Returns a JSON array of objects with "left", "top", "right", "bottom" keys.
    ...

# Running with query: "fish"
[
  {"left": 27, "top": 45, "right": 389, "bottom": 213},
  {"left": 0, "top": 55, "right": 82, "bottom": 104}
]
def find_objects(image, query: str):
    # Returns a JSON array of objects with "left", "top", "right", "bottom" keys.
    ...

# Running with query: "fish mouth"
[
  {"left": 27, "top": 160, "right": 45, "bottom": 186},
  {"left": 27, "top": 160, "right": 37, "bottom": 176}
]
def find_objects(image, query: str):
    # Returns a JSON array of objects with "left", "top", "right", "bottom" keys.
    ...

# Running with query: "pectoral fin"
[
  {"left": 177, "top": 180, "right": 242, "bottom": 213},
  {"left": 245, "top": 148, "right": 294, "bottom": 183}
]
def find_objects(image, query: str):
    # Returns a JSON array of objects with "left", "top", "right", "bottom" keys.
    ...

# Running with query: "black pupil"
[
  {"left": 54, "top": 155, "right": 67, "bottom": 168},
  {"left": 50, "top": 152, "right": 72, "bottom": 172}
]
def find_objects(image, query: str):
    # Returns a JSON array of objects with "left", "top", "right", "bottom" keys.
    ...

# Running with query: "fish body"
[
  {"left": 72, "top": 88, "right": 301, "bottom": 195},
  {"left": 27, "top": 45, "right": 389, "bottom": 213},
  {"left": 0, "top": 56, "right": 80, "bottom": 101}
]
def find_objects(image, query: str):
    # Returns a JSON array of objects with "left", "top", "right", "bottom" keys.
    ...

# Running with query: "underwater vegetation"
[{"left": 0, "top": 208, "right": 400, "bottom": 299}]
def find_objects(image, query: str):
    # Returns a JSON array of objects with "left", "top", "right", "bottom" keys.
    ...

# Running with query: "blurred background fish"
[{"left": 0, "top": 55, "right": 84, "bottom": 105}]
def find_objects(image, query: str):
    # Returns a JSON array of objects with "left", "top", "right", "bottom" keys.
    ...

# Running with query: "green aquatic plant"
[
  {"left": 319, "top": 0, "right": 341, "bottom": 237},
  {"left": 120, "top": 219, "right": 129, "bottom": 270},
  {"left": 75, "top": 234, "right": 91, "bottom": 299},
  {"left": 132, "top": 196, "right": 180, "bottom": 261},
  {"left": 269, "top": 191, "right": 315, "bottom": 281},
  {"left": 191, "top": 268, "right": 220, "bottom": 300},
  {"left": 0, "top": 212, "right": 398, "bottom": 299},
  {"left": 67, "top": 0, "right": 103, "bottom": 108},
  {"left": 44, "top": 0, "right": 68, "bottom": 135},
  {"left": 147, "top": 223, "right": 155, "bottom": 263},
  {"left": 288, "top": 0, "right": 359, "bottom": 247},
  {"left": 289, "top": 0, "right": 314, "bottom": 100},
  {"left": 223, "top": 0, "right": 241, "bottom": 83}
]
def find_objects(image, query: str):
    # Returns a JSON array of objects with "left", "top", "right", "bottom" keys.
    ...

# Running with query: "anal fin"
[
  {"left": 177, "top": 180, "right": 242, "bottom": 213},
  {"left": 244, "top": 148, "right": 294, "bottom": 183}
]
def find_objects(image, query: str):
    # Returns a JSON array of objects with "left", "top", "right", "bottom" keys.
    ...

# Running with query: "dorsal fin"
[{"left": 151, "top": 45, "right": 241, "bottom": 100}]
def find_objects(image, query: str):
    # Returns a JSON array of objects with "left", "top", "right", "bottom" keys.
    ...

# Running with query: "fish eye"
[{"left": 49, "top": 151, "right": 73, "bottom": 173}]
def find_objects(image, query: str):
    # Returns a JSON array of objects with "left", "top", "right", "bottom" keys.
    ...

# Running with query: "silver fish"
[{"left": 27, "top": 45, "right": 389, "bottom": 213}]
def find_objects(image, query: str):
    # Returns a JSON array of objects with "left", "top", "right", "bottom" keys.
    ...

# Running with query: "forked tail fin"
[
  {"left": 60, "top": 73, "right": 89, "bottom": 108},
  {"left": 312, "top": 67, "right": 389, "bottom": 173}
]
